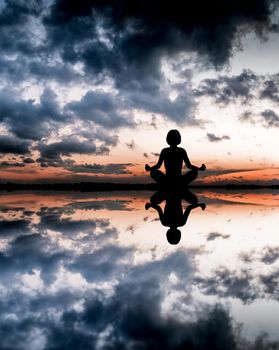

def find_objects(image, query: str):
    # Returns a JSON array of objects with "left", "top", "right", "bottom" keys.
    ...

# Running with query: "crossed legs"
[{"left": 150, "top": 169, "right": 198, "bottom": 186}]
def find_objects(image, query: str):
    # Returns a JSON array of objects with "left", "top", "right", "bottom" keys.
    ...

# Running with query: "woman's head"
[
  {"left": 166, "top": 129, "right": 181, "bottom": 146},
  {"left": 166, "top": 228, "right": 181, "bottom": 245}
]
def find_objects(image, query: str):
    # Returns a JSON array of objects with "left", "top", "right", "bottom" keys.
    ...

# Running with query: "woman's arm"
[
  {"left": 183, "top": 149, "right": 206, "bottom": 171},
  {"left": 182, "top": 203, "right": 206, "bottom": 224},
  {"left": 145, "top": 203, "right": 164, "bottom": 223},
  {"left": 145, "top": 150, "right": 164, "bottom": 172}
]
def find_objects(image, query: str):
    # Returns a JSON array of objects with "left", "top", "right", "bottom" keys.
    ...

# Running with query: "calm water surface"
[{"left": 0, "top": 190, "right": 279, "bottom": 349}]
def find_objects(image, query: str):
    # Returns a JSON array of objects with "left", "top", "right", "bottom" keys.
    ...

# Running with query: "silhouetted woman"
[
  {"left": 145, "top": 189, "right": 206, "bottom": 244},
  {"left": 145, "top": 129, "right": 206, "bottom": 187}
]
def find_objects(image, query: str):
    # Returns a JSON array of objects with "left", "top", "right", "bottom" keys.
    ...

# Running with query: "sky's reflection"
[
  {"left": 145, "top": 189, "right": 206, "bottom": 244},
  {"left": 0, "top": 191, "right": 279, "bottom": 349}
]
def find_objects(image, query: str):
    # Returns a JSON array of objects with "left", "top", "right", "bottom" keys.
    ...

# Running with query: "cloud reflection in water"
[{"left": 0, "top": 191, "right": 279, "bottom": 349}]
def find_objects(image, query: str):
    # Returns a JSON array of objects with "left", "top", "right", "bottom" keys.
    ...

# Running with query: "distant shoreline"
[{"left": 0, "top": 182, "right": 278, "bottom": 192}]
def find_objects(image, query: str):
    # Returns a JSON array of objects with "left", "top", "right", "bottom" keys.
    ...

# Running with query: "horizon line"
[{"left": 0, "top": 182, "right": 279, "bottom": 192}]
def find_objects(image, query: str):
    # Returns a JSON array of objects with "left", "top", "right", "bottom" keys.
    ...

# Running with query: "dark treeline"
[
  {"left": 0, "top": 182, "right": 278, "bottom": 192},
  {"left": 0, "top": 182, "right": 158, "bottom": 192}
]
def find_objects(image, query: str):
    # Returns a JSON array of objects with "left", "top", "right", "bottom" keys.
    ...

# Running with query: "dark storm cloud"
[
  {"left": 261, "top": 246, "right": 279, "bottom": 264},
  {"left": 0, "top": 55, "right": 84, "bottom": 84},
  {"left": 44, "top": 287, "right": 238, "bottom": 350},
  {"left": 64, "top": 199, "right": 132, "bottom": 211},
  {"left": 37, "top": 212, "right": 119, "bottom": 250},
  {"left": 126, "top": 140, "right": 136, "bottom": 150},
  {"left": 0, "top": 211, "right": 119, "bottom": 284},
  {"left": 1, "top": 281, "right": 278, "bottom": 350},
  {"left": 45, "top": 0, "right": 279, "bottom": 73},
  {"left": 0, "top": 210, "right": 129, "bottom": 296},
  {"left": 39, "top": 139, "right": 98, "bottom": 158},
  {"left": 207, "top": 231, "right": 230, "bottom": 241},
  {"left": 237, "top": 249, "right": 279, "bottom": 297},
  {"left": 2, "top": 0, "right": 279, "bottom": 115},
  {"left": 22, "top": 157, "right": 35, "bottom": 164},
  {"left": 39, "top": 212, "right": 108, "bottom": 237},
  {"left": 195, "top": 267, "right": 258, "bottom": 303},
  {"left": 240, "top": 111, "right": 253, "bottom": 123},
  {"left": 0, "top": 0, "right": 42, "bottom": 54},
  {"left": 195, "top": 70, "right": 259, "bottom": 105},
  {"left": 69, "top": 245, "right": 134, "bottom": 282},
  {"left": 0, "top": 0, "right": 41, "bottom": 25},
  {"left": 261, "top": 109, "right": 279, "bottom": 127},
  {"left": 126, "top": 84, "right": 196, "bottom": 124},
  {"left": 37, "top": 134, "right": 132, "bottom": 170},
  {"left": 195, "top": 243, "right": 279, "bottom": 304},
  {"left": 63, "top": 86, "right": 194, "bottom": 135},
  {"left": 67, "top": 163, "right": 133, "bottom": 174},
  {"left": 0, "top": 56, "right": 29, "bottom": 83},
  {"left": 207, "top": 133, "right": 230, "bottom": 142},
  {"left": 0, "top": 219, "right": 29, "bottom": 237},
  {"left": 0, "top": 135, "right": 31, "bottom": 154},
  {"left": 260, "top": 270, "right": 279, "bottom": 297},
  {"left": 0, "top": 89, "right": 66, "bottom": 141},
  {"left": 240, "top": 109, "right": 279, "bottom": 128},
  {"left": 260, "top": 270, "right": 279, "bottom": 294},
  {"left": 196, "top": 71, "right": 279, "bottom": 113},
  {"left": 260, "top": 76, "right": 279, "bottom": 102},
  {"left": 37, "top": 201, "right": 131, "bottom": 230},
  {"left": 37, "top": 138, "right": 108, "bottom": 167},
  {"left": 0, "top": 233, "right": 68, "bottom": 283},
  {"left": 0, "top": 161, "right": 25, "bottom": 167},
  {"left": 28, "top": 61, "right": 83, "bottom": 83},
  {"left": 66, "top": 91, "right": 135, "bottom": 128}
]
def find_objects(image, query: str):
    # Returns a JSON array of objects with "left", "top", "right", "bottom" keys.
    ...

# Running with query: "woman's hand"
[
  {"left": 199, "top": 164, "right": 206, "bottom": 171},
  {"left": 199, "top": 203, "right": 206, "bottom": 210},
  {"left": 145, "top": 164, "right": 151, "bottom": 172},
  {"left": 145, "top": 203, "right": 151, "bottom": 210}
]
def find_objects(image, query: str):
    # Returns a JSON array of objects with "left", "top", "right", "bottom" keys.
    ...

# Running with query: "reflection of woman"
[
  {"left": 145, "top": 189, "right": 206, "bottom": 245},
  {"left": 145, "top": 129, "right": 206, "bottom": 187}
]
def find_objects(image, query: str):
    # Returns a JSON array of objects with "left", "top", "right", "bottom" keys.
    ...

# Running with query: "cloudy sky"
[{"left": 1, "top": 0, "right": 279, "bottom": 183}]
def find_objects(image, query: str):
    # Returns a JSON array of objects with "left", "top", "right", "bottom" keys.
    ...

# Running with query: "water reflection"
[
  {"left": 0, "top": 191, "right": 279, "bottom": 349},
  {"left": 145, "top": 189, "right": 206, "bottom": 244}
]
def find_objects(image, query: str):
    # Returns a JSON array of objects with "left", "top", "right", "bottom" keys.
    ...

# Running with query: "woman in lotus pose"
[
  {"left": 145, "top": 129, "right": 206, "bottom": 187},
  {"left": 145, "top": 189, "right": 206, "bottom": 244}
]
